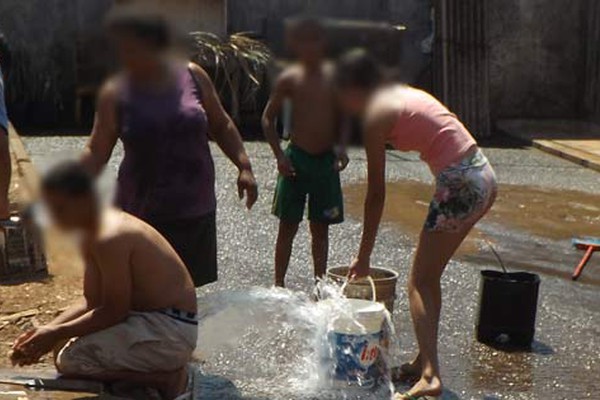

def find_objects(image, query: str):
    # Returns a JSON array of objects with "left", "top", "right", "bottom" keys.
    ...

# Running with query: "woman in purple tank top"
[{"left": 81, "top": 11, "right": 258, "bottom": 287}]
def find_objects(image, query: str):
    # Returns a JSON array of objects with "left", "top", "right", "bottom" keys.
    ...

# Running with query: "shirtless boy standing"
[
  {"left": 11, "top": 162, "right": 197, "bottom": 400},
  {"left": 262, "top": 17, "right": 348, "bottom": 287}
]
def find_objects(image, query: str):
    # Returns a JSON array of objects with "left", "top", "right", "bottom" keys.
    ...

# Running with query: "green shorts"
[{"left": 272, "top": 144, "right": 344, "bottom": 224}]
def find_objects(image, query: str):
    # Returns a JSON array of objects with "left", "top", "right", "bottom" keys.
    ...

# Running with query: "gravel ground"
[{"left": 22, "top": 137, "right": 600, "bottom": 400}]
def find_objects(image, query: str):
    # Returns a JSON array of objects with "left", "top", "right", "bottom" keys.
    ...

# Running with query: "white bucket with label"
[{"left": 326, "top": 278, "right": 388, "bottom": 388}]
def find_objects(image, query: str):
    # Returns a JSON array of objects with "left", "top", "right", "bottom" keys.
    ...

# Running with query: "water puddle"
[
  {"left": 194, "top": 284, "right": 398, "bottom": 399},
  {"left": 344, "top": 180, "right": 600, "bottom": 242},
  {"left": 344, "top": 180, "right": 484, "bottom": 255},
  {"left": 344, "top": 180, "right": 600, "bottom": 283}
]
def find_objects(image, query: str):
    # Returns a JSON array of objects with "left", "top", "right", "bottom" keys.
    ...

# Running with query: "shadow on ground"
[{"left": 196, "top": 372, "right": 269, "bottom": 400}]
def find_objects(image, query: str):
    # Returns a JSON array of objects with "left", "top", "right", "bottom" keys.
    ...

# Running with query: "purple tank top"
[{"left": 115, "top": 64, "right": 216, "bottom": 222}]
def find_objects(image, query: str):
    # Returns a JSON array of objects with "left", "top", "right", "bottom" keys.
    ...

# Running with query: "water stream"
[{"left": 194, "top": 283, "right": 397, "bottom": 400}]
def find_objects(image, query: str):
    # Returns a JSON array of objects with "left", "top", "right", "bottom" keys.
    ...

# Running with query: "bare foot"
[
  {"left": 159, "top": 367, "right": 189, "bottom": 400},
  {"left": 394, "top": 375, "right": 442, "bottom": 399},
  {"left": 391, "top": 355, "right": 422, "bottom": 382}
]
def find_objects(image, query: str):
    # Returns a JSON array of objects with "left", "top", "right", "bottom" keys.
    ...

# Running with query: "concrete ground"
[{"left": 13, "top": 136, "right": 600, "bottom": 399}]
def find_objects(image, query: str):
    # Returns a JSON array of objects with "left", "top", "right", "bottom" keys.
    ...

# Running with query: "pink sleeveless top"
[{"left": 387, "top": 86, "right": 477, "bottom": 175}]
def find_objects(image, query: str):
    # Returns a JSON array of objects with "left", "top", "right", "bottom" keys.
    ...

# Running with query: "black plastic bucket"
[{"left": 476, "top": 270, "right": 541, "bottom": 348}]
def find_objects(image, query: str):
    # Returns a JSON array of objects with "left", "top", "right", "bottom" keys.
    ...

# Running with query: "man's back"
[
  {"left": 86, "top": 209, "right": 197, "bottom": 314},
  {"left": 14, "top": 157, "right": 197, "bottom": 399}
]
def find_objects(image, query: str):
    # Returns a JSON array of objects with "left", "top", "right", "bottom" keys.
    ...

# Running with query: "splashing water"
[{"left": 194, "top": 281, "right": 399, "bottom": 399}]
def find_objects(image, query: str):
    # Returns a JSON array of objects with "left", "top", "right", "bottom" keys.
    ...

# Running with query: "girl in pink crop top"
[
  {"left": 388, "top": 86, "right": 477, "bottom": 175},
  {"left": 336, "top": 50, "right": 497, "bottom": 400}
]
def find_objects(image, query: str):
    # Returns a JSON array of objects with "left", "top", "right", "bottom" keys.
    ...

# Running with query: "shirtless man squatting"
[
  {"left": 262, "top": 17, "right": 349, "bottom": 287},
  {"left": 10, "top": 162, "right": 198, "bottom": 400}
]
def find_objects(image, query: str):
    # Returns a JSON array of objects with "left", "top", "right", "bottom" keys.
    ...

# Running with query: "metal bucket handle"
[
  {"left": 341, "top": 276, "right": 377, "bottom": 303},
  {"left": 485, "top": 239, "right": 508, "bottom": 274}
]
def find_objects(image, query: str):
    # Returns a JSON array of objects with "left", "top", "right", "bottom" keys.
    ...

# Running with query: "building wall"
[
  {"left": 584, "top": 0, "right": 600, "bottom": 123},
  {"left": 231, "top": 0, "right": 597, "bottom": 125},
  {"left": 388, "top": 0, "right": 433, "bottom": 86},
  {"left": 2, "top": 0, "right": 596, "bottom": 128},
  {"left": 0, "top": 0, "right": 226, "bottom": 128},
  {"left": 117, "top": 0, "right": 227, "bottom": 37},
  {"left": 0, "top": 0, "right": 80, "bottom": 126},
  {"left": 228, "top": 0, "right": 432, "bottom": 84},
  {"left": 488, "top": 0, "right": 588, "bottom": 120},
  {"left": 0, "top": 0, "right": 114, "bottom": 127},
  {"left": 228, "top": 0, "right": 393, "bottom": 51}
]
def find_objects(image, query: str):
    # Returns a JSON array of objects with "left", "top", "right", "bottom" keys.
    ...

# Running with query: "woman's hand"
[
  {"left": 348, "top": 257, "right": 370, "bottom": 279},
  {"left": 238, "top": 168, "right": 258, "bottom": 210}
]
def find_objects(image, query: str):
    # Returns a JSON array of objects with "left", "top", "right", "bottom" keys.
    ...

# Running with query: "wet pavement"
[{"left": 21, "top": 137, "right": 600, "bottom": 399}]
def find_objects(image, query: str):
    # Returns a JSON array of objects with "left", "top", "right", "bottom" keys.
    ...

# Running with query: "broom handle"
[{"left": 572, "top": 246, "right": 594, "bottom": 281}]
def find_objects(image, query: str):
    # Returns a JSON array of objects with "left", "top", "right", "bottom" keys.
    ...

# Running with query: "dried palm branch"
[{"left": 189, "top": 32, "right": 273, "bottom": 122}]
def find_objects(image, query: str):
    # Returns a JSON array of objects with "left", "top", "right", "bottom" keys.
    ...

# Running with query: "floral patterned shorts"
[{"left": 425, "top": 149, "right": 497, "bottom": 232}]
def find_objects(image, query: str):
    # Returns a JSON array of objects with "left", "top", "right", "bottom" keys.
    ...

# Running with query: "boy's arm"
[
  {"left": 12, "top": 246, "right": 122, "bottom": 365},
  {"left": 262, "top": 73, "right": 290, "bottom": 160},
  {"left": 47, "top": 258, "right": 102, "bottom": 327},
  {"left": 262, "top": 72, "right": 295, "bottom": 177},
  {"left": 46, "top": 299, "right": 89, "bottom": 327},
  {"left": 189, "top": 63, "right": 258, "bottom": 209},
  {"left": 52, "top": 239, "right": 131, "bottom": 339}
]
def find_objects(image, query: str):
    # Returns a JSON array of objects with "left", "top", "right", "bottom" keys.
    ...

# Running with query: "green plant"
[{"left": 189, "top": 32, "right": 273, "bottom": 122}]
